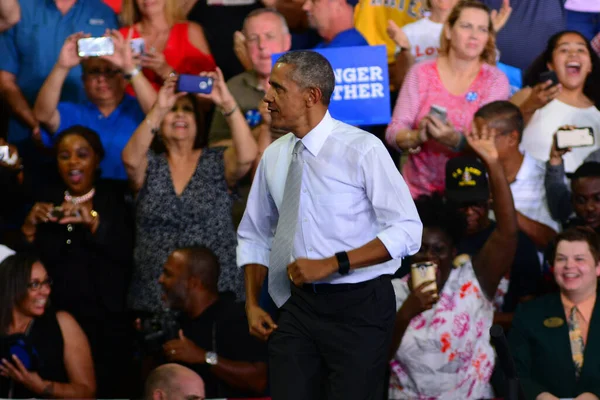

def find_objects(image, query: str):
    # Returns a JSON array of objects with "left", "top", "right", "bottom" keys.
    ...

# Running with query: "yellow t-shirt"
[{"left": 354, "top": 0, "right": 424, "bottom": 63}]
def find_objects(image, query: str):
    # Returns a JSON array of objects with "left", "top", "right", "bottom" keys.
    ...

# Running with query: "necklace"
[{"left": 64, "top": 188, "right": 95, "bottom": 204}]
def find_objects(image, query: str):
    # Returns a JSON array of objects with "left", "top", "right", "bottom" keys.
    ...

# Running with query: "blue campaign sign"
[{"left": 272, "top": 45, "right": 391, "bottom": 126}]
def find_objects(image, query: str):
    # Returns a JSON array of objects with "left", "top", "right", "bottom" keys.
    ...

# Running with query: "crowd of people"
[{"left": 0, "top": 0, "right": 600, "bottom": 399}]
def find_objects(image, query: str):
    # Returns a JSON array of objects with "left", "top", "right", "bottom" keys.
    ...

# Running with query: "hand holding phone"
[
  {"left": 539, "top": 70, "right": 559, "bottom": 88},
  {"left": 556, "top": 127, "right": 595, "bottom": 150},
  {"left": 429, "top": 104, "right": 447, "bottom": 124}
]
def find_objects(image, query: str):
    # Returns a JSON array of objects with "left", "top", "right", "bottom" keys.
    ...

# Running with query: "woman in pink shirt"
[{"left": 386, "top": 0, "right": 510, "bottom": 198}]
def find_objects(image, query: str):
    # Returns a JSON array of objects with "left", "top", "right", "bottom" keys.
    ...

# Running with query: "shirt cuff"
[
  {"left": 236, "top": 241, "right": 270, "bottom": 269},
  {"left": 377, "top": 227, "right": 420, "bottom": 260},
  {"left": 545, "top": 161, "right": 566, "bottom": 182}
]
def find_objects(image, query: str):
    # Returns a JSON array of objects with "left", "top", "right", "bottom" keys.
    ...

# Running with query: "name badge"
[
  {"left": 543, "top": 317, "right": 564, "bottom": 328},
  {"left": 89, "top": 18, "right": 105, "bottom": 26}
]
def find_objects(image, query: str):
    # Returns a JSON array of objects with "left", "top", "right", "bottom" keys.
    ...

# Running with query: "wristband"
[
  {"left": 221, "top": 104, "right": 238, "bottom": 117},
  {"left": 335, "top": 251, "right": 350, "bottom": 275},
  {"left": 124, "top": 67, "right": 141, "bottom": 82}
]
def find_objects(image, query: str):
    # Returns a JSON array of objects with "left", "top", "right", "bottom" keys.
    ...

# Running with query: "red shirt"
[{"left": 119, "top": 23, "right": 216, "bottom": 94}]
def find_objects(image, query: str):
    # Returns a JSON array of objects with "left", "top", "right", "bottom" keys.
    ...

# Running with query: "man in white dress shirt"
[{"left": 236, "top": 50, "right": 422, "bottom": 400}]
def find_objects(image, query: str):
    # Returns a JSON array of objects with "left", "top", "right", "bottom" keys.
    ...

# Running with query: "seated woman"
[
  {"left": 513, "top": 30, "right": 600, "bottom": 173},
  {"left": 385, "top": 0, "right": 510, "bottom": 198},
  {"left": 20, "top": 126, "right": 133, "bottom": 398},
  {"left": 0, "top": 253, "right": 95, "bottom": 398},
  {"left": 509, "top": 227, "right": 600, "bottom": 400},
  {"left": 119, "top": 0, "right": 216, "bottom": 94},
  {"left": 388, "top": 121, "right": 518, "bottom": 399},
  {"left": 123, "top": 69, "right": 257, "bottom": 313}
]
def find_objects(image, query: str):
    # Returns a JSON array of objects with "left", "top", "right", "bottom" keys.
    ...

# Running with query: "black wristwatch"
[{"left": 335, "top": 251, "right": 350, "bottom": 275}]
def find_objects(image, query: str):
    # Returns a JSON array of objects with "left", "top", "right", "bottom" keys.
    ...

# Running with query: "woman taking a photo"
[
  {"left": 513, "top": 30, "right": 600, "bottom": 173},
  {"left": 509, "top": 227, "right": 600, "bottom": 400},
  {"left": 20, "top": 126, "right": 133, "bottom": 398},
  {"left": 119, "top": 0, "right": 216, "bottom": 93},
  {"left": 123, "top": 69, "right": 257, "bottom": 313},
  {"left": 0, "top": 253, "right": 95, "bottom": 399},
  {"left": 388, "top": 122, "right": 518, "bottom": 399},
  {"left": 385, "top": 0, "right": 510, "bottom": 198}
]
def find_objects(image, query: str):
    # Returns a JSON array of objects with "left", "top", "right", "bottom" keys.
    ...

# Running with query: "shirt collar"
[
  {"left": 561, "top": 292, "right": 596, "bottom": 324},
  {"left": 242, "top": 71, "right": 265, "bottom": 92},
  {"left": 514, "top": 151, "right": 536, "bottom": 182},
  {"left": 295, "top": 111, "right": 334, "bottom": 157}
]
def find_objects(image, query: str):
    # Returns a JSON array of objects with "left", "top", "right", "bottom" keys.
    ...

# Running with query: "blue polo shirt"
[
  {"left": 0, "top": 0, "right": 118, "bottom": 144},
  {"left": 314, "top": 28, "right": 369, "bottom": 49},
  {"left": 41, "top": 95, "right": 145, "bottom": 181}
]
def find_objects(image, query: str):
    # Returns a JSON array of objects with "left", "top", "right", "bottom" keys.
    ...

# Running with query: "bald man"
[{"left": 144, "top": 364, "right": 205, "bottom": 400}]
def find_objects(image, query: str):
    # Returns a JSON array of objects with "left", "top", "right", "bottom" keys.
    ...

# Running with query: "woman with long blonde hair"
[{"left": 385, "top": 0, "right": 510, "bottom": 199}]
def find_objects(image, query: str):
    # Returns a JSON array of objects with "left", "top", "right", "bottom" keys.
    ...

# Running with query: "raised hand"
[
  {"left": 387, "top": 20, "right": 410, "bottom": 50},
  {"left": 101, "top": 29, "right": 137, "bottom": 73},
  {"left": 58, "top": 202, "right": 99, "bottom": 233},
  {"left": 523, "top": 80, "right": 562, "bottom": 112},
  {"left": 233, "top": 31, "right": 253, "bottom": 71},
  {"left": 156, "top": 74, "right": 187, "bottom": 112},
  {"left": 548, "top": 125, "right": 576, "bottom": 166},
  {"left": 466, "top": 118, "right": 499, "bottom": 164},
  {"left": 58, "top": 32, "right": 88, "bottom": 69},
  {"left": 196, "top": 67, "right": 237, "bottom": 111},
  {"left": 491, "top": 0, "right": 512, "bottom": 32}
]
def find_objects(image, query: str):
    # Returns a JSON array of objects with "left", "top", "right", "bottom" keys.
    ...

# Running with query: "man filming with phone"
[{"left": 33, "top": 30, "right": 157, "bottom": 181}]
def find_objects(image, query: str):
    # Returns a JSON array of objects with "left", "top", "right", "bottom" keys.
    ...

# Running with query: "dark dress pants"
[{"left": 268, "top": 276, "right": 396, "bottom": 400}]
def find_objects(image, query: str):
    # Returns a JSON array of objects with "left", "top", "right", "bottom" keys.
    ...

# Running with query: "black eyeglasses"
[
  {"left": 84, "top": 68, "right": 122, "bottom": 78},
  {"left": 28, "top": 278, "right": 53, "bottom": 291}
]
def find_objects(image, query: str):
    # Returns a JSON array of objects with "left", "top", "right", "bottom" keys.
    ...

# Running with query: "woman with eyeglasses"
[
  {"left": 20, "top": 126, "right": 134, "bottom": 398},
  {"left": 0, "top": 253, "right": 95, "bottom": 398}
]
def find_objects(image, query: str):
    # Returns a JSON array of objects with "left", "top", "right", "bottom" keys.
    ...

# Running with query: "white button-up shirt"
[{"left": 237, "top": 111, "right": 423, "bottom": 284}]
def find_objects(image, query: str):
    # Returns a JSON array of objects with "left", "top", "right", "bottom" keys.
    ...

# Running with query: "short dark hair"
[
  {"left": 0, "top": 253, "right": 40, "bottom": 334},
  {"left": 177, "top": 246, "right": 220, "bottom": 293},
  {"left": 414, "top": 193, "right": 467, "bottom": 247},
  {"left": 275, "top": 50, "right": 335, "bottom": 105},
  {"left": 54, "top": 125, "right": 106, "bottom": 161},
  {"left": 549, "top": 226, "right": 600, "bottom": 265},
  {"left": 152, "top": 94, "right": 207, "bottom": 153},
  {"left": 524, "top": 30, "right": 600, "bottom": 108},
  {"left": 568, "top": 161, "right": 600, "bottom": 181},
  {"left": 474, "top": 101, "right": 525, "bottom": 142}
]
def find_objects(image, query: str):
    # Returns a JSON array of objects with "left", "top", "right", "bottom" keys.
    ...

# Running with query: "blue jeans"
[{"left": 566, "top": 10, "right": 600, "bottom": 41}]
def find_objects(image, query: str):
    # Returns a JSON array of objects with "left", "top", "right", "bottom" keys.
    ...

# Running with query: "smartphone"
[
  {"left": 130, "top": 38, "right": 145, "bottom": 55},
  {"left": 50, "top": 207, "right": 64, "bottom": 220},
  {"left": 0, "top": 145, "right": 9, "bottom": 162},
  {"left": 77, "top": 37, "right": 114, "bottom": 57},
  {"left": 429, "top": 104, "right": 447, "bottom": 124},
  {"left": 556, "top": 127, "right": 595, "bottom": 150},
  {"left": 411, "top": 262, "right": 438, "bottom": 294},
  {"left": 539, "top": 70, "right": 559, "bottom": 88},
  {"left": 176, "top": 74, "right": 213, "bottom": 94}
]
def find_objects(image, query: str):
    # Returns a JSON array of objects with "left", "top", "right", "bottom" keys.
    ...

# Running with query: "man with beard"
[{"left": 158, "top": 246, "right": 268, "bottom": 399}]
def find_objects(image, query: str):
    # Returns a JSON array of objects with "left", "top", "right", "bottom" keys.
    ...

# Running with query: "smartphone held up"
[
  {"left": 556, "top": 127, "right": 595, "bottom": 150},
  {"left": 410, "top": 261, "right": 438, "bottom": 294},
  {"left": 176, "top": 74, "right": 214, "bottom": 94},
  {"left": 77, "top": 37, "right": 114, "bottom": 57}
]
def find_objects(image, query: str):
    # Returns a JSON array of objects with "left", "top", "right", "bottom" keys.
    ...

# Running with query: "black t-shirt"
[
  {"left": 178, "top": 296, "right": 267, "bottom": 398},
  {"left": 457, "top": 222, "right": 541, "bottom": 312},
  {"left": 187, "top": 0, "right": 261, "bottom": 81}
]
